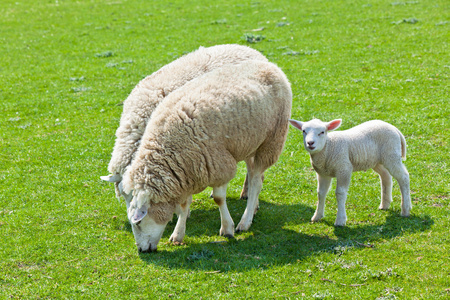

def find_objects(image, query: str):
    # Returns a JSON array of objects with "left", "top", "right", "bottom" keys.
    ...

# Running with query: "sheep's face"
[
  {"left": 127, "top": 191, "right": 175, "bottom": 253},
  {"left": 289, "top": 119, "right": 341, "bottom": 154}
]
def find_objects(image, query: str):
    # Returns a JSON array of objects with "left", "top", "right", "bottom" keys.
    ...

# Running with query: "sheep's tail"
[{"left": 398, "top": 129, "right": 407, "bottom": 160}]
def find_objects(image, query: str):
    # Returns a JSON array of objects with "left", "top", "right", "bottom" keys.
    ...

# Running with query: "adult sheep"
[
  {"left": 101, "top": 44, "right": 268, "bottom": 206},
  {"left": 122, "top": 60, "right": 292, "bottom": 253},
  {"left": 289, "top": 118, "right": 411, "bottom": 226}
]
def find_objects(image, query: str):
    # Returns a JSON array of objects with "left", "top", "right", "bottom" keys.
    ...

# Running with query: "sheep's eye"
[
  {"left": 302, "top": 130, "right": 306, "bottom": 134},
  {"left": 319, "top": 131, "right": 325, "bottom": 136}
]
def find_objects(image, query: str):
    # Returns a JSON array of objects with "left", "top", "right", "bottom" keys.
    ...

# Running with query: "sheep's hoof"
[
  {"left": 169, "top": 235, "right": 184, "bottom": 244},
  {"left": 219, "top": 227, "right": 235, "bottom": 238},
  {"left": 221, "top": 233, "right": 235, "bottom": 239},
  {"left": 235, "top": 223, "right": 250, "bottom": 233}
]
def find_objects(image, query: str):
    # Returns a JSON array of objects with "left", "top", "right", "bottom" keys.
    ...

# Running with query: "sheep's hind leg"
[
  {"left": 169, "top": 195, "right": 192, "bottom": 244},
  {"left": 312, "top": 174, "right": 332, "bottom": 223},
  {"left": 373, "top": 164, "right": 393, "bottom": 210},
  {"left": 236, "top": 165, "right": 263, "bottom": 232},
  {"left": 213, "top": 184, "right": 235, "bottom": 238},
  {"left": 240, "top": 161, "right": 264, "bottom": 200},
  {"left": 386, "top": 162, "right": 412, "bottom": 217}
]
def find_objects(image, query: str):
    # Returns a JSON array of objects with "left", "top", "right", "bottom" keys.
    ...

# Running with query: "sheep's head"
[
  {"left": 127, "top": 190, "right": 176, "bottom": 253},
  {"left": 289, "top": 119, "right": 341, "bottom": 154}
]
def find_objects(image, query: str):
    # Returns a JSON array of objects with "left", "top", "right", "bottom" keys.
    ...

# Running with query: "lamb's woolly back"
[
  {"left": 124, "top": 60, "right": 292, "bottom": 207},
  {"left": 107, "top": 44, "right": 268, "bottom": 177}
]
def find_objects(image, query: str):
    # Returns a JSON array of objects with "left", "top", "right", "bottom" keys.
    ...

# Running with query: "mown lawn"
[{"left": 0, "top": 0, "right": 448, "bottom": 298}]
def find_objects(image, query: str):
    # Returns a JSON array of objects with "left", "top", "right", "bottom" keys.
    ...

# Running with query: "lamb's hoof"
[
  {"left": 334, "top": 221, "right": 346, "bottom": 227},
  {"left": 401, "top": 212, "right": 411, "bottom": 217},
  {"left": 311, "top": 215, "right": 323, "bottom": 223},
  {"left": 378, "top": 205, "right": 391, "bottom": 210}
]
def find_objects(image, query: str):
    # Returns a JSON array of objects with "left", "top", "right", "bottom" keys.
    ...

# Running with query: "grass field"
[{"left": 1, "top": 0, "right": 449, "bottom": 298}]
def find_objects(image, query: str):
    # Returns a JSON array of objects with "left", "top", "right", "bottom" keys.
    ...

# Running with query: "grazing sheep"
[
  {"left": 289, "top": 118, "right": 411, "bottom": 226},
  {"left": 101, "top": 44, "right": 268, "bottom": 206},
  {"left": 122, "top": 60, "right": 292, "bottom": 252}
]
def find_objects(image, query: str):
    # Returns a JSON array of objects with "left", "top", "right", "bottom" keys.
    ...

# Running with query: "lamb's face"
[
  {"left": 300, "top": 120, "right": 328, "bottom": 154},
  {"left": 289, "top": 119, "right": 341, "bottom": 154},
  {"left": 127, "top": 192, "right": 175, "bottom": 253}
]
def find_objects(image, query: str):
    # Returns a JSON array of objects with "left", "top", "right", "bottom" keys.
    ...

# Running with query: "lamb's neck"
[{"left": 309, "top": 140, "right": 329, "bottom": 172}]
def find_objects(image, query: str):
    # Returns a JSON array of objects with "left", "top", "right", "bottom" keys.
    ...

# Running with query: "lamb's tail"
[{"left": 398, "top": 129, "right": 407, "bottom": 160}]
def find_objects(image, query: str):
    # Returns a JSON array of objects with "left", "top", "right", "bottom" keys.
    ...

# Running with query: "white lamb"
[
  {"left": 101, "top": 44, "right": 268, "bottom": 206},
  {"left": 289, "top": 118, "right": 411, "bottom": 226},
  {"left": 122, "top": 60, "right": 292, "bottom": 252}
]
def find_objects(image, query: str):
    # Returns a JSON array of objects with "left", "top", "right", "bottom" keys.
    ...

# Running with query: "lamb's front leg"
[
  {"left": 169, "top": 195, "right": 192, "bottom": 244},
  {"left": 311, "top": 174, "right": 332, "bottom": 223},
  {"left": 213, "top": 184, "right": 235, "bottom": 238},
  {"left": 334, "top": 172, "right": 352, "bottom": 226}
]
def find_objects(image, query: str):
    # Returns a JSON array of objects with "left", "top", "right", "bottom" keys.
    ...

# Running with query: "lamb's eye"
[
  {"left": 319, "top": 131, "right": 324, "bottom": 136},
  {"left": 302, "top": 130, "right": 306, "bottom": 134}
]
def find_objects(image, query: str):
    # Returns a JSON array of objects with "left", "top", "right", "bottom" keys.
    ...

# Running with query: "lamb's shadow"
[{"left": 136, "top": 198, "right": 433, "bottom": 272}]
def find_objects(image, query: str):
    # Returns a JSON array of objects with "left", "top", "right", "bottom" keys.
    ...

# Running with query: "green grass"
[{"left": 1, "top": 0, "right": 448, "bottom": 298}]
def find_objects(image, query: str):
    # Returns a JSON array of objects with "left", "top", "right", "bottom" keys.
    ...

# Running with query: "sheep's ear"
[
  {"left": 130, "top": 203, "right": 149, "bottom": 224},
  {"left": 326, "top": 119, "right": 342, "bottom": 131},
  {"left": 100, "top": 174, "right": 122, "bottom": 183},
  {"left": 289, "top": 119, "right": 304, "bottom": 131}
]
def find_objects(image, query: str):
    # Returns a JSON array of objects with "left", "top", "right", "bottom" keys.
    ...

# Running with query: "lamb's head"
[
  {"left": 126, "top": 189, "right": 176, "bottom": 253},
  {"left": 100, "top": 173, "right": 133, "bottom": 209},
  {"left": 289, "top": 119, "right": 341, "bottom": 154}
]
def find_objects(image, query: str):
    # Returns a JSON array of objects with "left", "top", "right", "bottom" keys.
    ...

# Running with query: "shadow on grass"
[{"left": 133, "top": 198, "right": 433, "bottom": 272}]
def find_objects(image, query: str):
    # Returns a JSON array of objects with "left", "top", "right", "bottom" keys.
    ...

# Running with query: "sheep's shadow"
[{"left": 135, "top": 197, "right": 433, "bottom": 272}]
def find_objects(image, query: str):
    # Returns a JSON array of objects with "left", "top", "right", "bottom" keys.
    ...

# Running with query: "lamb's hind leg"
[
  {"left": 213, "top": 184, "right": 235, "bottom": 238},
  {"left": 236, "top": 158, "right": 263, "bottom": 232},
  {"left": 385, "top": 162, "right": 411, "bottom": 217},
  {"left": 169, "top": 195, "right": 192, "bottom": 244},
  {"left": 373, "top": 164, "right": 393, "bottom": 210}
]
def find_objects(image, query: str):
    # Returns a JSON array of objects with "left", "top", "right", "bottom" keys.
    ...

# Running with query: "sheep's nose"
[
  {"left": 138, "top": 246, "right": 157, "bottom": 253},
  {"left": 307, "top": 141, "right": 315, "bottom": 146}
]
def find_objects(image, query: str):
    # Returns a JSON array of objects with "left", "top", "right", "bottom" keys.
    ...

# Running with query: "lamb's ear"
[
  {"left": 100, "top": 174, "right": 122, "bottom": 183},
  {"left": 326, "top": 119, "right": 342, "bottom": 131},
  {"left": 289, "top": 119, "right": 304, "bottom": 131}
]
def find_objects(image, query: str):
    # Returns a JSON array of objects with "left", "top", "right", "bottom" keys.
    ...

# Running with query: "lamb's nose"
[{"left": 307, "top": 141, "right": 314, "bottom": 146}]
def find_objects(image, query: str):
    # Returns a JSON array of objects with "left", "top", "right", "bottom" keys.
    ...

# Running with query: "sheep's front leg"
[
  {"left": 236, "top": 170, "right": 263, "bottom": 232},
  {"left": 213, "top": 184, "right": 235, "bottom": 238},
  {"left": 334, "top": 172, "right": 352, "bottom": 226},
  {"left": 311, "top": 174, "right": 332, "bottom": 223},
  {"left": 169, "top": 195, "right": 192, "bottom": 244}
]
